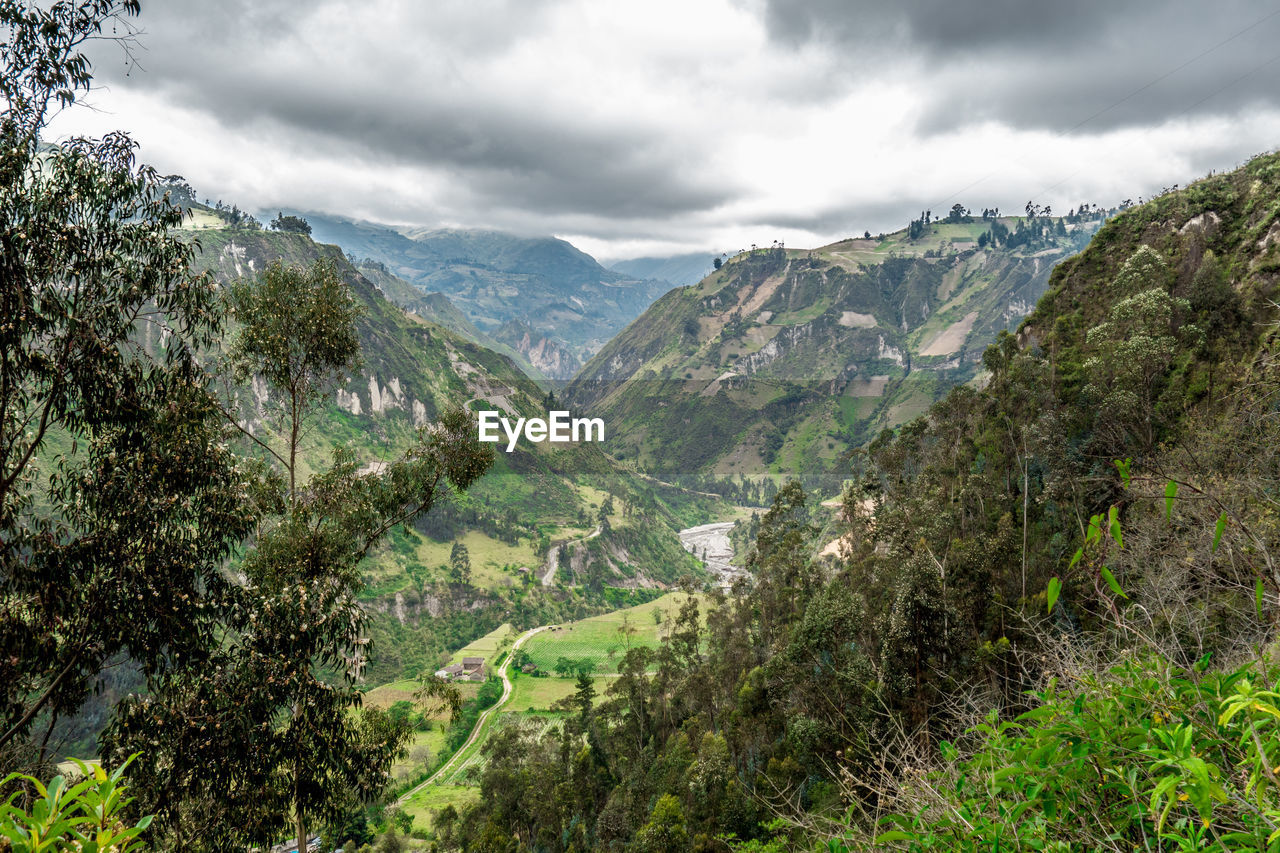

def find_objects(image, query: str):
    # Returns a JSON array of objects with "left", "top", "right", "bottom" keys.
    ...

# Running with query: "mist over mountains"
[{"left": 287, "top": 210, "right": 672, "bottom": 377}]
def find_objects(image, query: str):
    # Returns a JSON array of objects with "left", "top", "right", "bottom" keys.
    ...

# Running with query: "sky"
[{"left": 47, "top": 0, "right": 1280, "bottom": 263}]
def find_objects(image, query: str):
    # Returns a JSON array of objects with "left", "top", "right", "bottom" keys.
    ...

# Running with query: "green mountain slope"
[
  {"left": 355, "top": 260, "right": 551, "bottom": 381},
  {"left": 178, "top": 223, "right": 711, "bottom": 683},
  {"left": 566, "top": 215, "right": 1101, "bottom": 485},
  {"left": 446, "top": 153, "right": 1280, "bottom": 853},
  {"left": 289, "top": 212, "right": 670, "bottom": 368}
]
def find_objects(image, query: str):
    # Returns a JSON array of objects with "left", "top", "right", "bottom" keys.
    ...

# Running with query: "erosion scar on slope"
[{"left": 919, "top": 311, "right": 978, "bottom": 357}]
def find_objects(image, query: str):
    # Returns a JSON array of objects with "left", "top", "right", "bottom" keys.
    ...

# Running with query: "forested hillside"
[
  {"left": 9, "top": 3, "right": 1280, "bottom": 853},
  {"left": 176, "top": 224, "right": 708, "bottom": 682},
  {"left": 445, "top": 153, "right": 1280, "bottom": 851}
]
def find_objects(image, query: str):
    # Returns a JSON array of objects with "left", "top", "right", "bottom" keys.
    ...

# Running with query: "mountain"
[
  {"left": 492, "top": 319, "right": 583, "bottom": 381},
  {"left": 610, "top": 252, "right": 716, "bottom": 287},
  {"left": 354, "top": 259, "right": 552, "bottom": 381},
  {"left": 566, "top": 214, "right": 1102, "bottom": 486},
  {"left": 446, "top": 153, "right": 1280, "bottom": 853},
  {"left": 284, "top": 211, "right": 671, "bottom": 366},
  {"left": 173, "top": 220, "right": 713, "bottom": 683}
]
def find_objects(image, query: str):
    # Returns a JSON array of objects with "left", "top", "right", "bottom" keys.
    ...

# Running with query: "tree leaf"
[
  {"left": 1257, "top": 578, "right": 1265, "bottom": 620},
  {"left": 1068, "top": 547, "right": 1083, "bottom": 570},
  {"left": 1047, "top": 577, "right": 1062, "bottom": 615},
  {"left": 1213, "top": 512, "right": 1227, "bottom": 553},
  {"left": 1108, "top": 506, "right": 1123, "bottom": 549},
  {"left": 1164, "top": 480, "right": 1178, "bottom": 520},
  {"left": 1114, "top": 457, "right": 1131, "bottom": 489},
  {"left": 1100, "top": 566, "right": 1127, "bottom": 599}
]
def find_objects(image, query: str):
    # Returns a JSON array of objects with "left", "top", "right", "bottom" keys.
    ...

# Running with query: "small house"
[{"left": 434, "top": 663, "right": 465, "bottom": 680}]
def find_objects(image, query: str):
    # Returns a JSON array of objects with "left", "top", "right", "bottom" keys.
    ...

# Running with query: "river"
[{"left": 678, "top": 521, "right": 746, "bottom": 589}]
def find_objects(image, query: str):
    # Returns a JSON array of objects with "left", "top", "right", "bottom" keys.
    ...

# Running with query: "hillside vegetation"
[
  {"left": 174, "top": 224, "right": 710, "bottom": 684},
  {"left": 567, "top": 212, "right": 1101, "bottom": 490},
  {"left": 445, "top": 153, "right": 1280, "bottom": 852}
]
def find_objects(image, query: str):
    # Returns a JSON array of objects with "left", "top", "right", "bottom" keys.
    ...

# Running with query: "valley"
[
  {"left": 11, "top": 3, "right": 1280, "bottom": 852},
  {"left": 293, "top": 212, "right": 673, "bottom": 376}
]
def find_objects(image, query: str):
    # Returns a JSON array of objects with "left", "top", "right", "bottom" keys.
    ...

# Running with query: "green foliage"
[
  {"left": 0, "top": 0, "right": 258, "bottom": 761},
  {"left": 1, "top": 756, "right": 151, "bottom": 853},
  {"left": 269, "top": 212, "right": 313, "bottom": 235},
  {"left": 854, "top": 655, "right": 1280, "bottom": 852},
  {"left": 228, "top": 256, "right": 363, "bottom": 493}
]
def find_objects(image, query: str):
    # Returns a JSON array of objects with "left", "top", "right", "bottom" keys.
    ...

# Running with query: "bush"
[
  {"left": 0, "top": 757, "right": 151, "bottom": 852},
  {"left": 855, "top": 654, "right": 1280, "bottom": 852}
]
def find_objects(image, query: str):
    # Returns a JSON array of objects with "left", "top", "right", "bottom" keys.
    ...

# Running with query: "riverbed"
[{"left": 678, "top": 521, "right": 747, "bottom": 589}]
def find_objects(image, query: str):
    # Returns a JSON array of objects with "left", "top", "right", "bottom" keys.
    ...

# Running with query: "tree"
[
  {"left": 713, "top": 256, "right": 722, "bottom": 270},
  {"left": 1083, "top": 248, "right": 1200, "bottom": 453},
  {"left": 269, "top": 212, "right": 312, "bottom": 236},
  {"left": 105, "top": 254, "right": 494, "bottom": 848},
  {"left": 0, "top": 0, "right": 258, "bottom": 770},
  {"left": 227, "top": 257, "right": 362, "bottom": 496},
  {"left": 634, "top": 794, "right": 688, "bottom": 853},
  {"left": 449, "top": 541, "right": 472, "bottom": 587}
]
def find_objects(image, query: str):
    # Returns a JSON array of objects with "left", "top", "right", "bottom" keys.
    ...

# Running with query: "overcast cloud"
[{"left": 45, "top": 0, "right": 1280, "bottom": 261}]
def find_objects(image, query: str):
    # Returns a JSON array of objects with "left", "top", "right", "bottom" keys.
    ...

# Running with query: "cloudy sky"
[{"left": 48, "top": 0, "right": 1280, "bottom": 262}]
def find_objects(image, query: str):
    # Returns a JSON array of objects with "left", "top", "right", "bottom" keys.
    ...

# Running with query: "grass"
[
  {"left": 414, "top": 530, "right": 541, "bottom": 588},
  {"left": 521, "top": 592, "right": 701, "bottom": 675},
  {"left": 448, "top": 622, "right": 518, "bottom": 667},
  {"left": 363, "top": 679, "right": 482, "bottom": 708},
  {"left": 504, "top": 673, "right": 614, "bottom": 713},
  {"left": 837, "top": 395, "right": 881, "bottom": 429},
  {"left": 390, "top": 727, "right": 450, "bottom": 787},
  {"left": 401, "top": 784, "right": 480, "bottom": 830}
]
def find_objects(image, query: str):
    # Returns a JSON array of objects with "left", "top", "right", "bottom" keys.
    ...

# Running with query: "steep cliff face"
[
  {"left": 567, "top": 217, "right": 1100, "bottom": 482},
  {"left": 493, "top": 320, "right": 582, "bottom": 381},
  {"left": 187, "top": 229, "right": 538, "bottom": 434}
]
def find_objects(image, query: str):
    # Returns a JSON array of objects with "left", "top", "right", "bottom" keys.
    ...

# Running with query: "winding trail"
[
  {"left": 395, "top": 624, "right": 549, "bottom": 805},
  {"left": 541, "top": 525, "right": 601, "bottom": 587}
]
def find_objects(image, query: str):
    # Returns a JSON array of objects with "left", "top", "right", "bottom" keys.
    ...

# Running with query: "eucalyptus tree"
[
  {"left": 0, "top": 0, "right": 258, "bottom": 768},
  {"left": 104, "top": 255, "right": 495, "bottom": 850}
]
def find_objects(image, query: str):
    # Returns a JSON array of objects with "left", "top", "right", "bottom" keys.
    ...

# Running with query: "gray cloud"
[
  {"left": 762, "top": 0, "right": 1280, "bottom": 134},
  {"left": 55, "top": 0, "right": 1280, "bottom": 259},
  {"left": 91, "top": 0, "right": 735, "bottom": 221}
]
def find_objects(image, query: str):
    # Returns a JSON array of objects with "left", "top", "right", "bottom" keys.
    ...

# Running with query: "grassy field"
[
  {"left": 521, "top": 592, "right": 702, "bottom": 675},
  {"left": 447, "top": 622, "right": 518, "bottom": 668},
  {"left": 363, "top": 679, "right": 482, "bottom": 708},
  {"left": 504, "top": 672, "right": 614, "bottom": 713},
  {"left": 412, "top": 529, "right": 541, "bottom": 586},
  {"left": 401, "top": 783, "right": 480, "bottom": 830},
  {"left": 390, "top": 727, "right": 449, "bottom": 787}
]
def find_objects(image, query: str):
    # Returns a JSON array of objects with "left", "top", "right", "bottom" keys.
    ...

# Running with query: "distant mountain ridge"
[
  {"left": 567, "top": 214, "right": 1103, "bottom": 487},
  {"left": 282, "top": 211, "right": 671, "bottom": 373},
  {"left": 610, "top": 252, "right": 715, "bottom": 288}
]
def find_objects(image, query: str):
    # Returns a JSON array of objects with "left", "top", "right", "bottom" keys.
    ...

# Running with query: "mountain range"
[
  {"left": 284, "top": 211, "right": 672, "bottom": 378},
  {"left": 567, "top": 213, "right": 1103, "bottom": 486}
]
